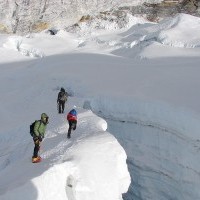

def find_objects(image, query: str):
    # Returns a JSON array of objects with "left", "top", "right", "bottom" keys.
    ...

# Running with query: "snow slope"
[{"left": 0, "top": 13, "right": 200, "bottom": 200}]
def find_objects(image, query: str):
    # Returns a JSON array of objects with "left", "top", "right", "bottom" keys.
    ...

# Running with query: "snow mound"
[
  {"left": 157, "top": 13, "right": 200, "bottom": 48},
  {"left": 132, "top": 13, "right": 200, "bottom": 49},
  {"left": 3, "top": 36, "right": 45, "bottom": 58},
  {"left": 64, "top": 133, "right": 130, "bottom": 200},
  {"left": 110, "top": 14, "right": 200, "bottom": 58}
]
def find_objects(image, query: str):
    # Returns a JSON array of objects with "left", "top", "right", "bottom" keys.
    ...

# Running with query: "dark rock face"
[
  {"left": 119, "top": 0, "right": 199, "bottom": 22},
  {"left": 181, "top": 0, "right": 199, "bottom": 14}
]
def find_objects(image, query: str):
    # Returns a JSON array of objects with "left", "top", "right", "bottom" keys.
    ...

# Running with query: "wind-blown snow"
[{"left": 1, "top": 13, "right": 200, "bottom": 200}]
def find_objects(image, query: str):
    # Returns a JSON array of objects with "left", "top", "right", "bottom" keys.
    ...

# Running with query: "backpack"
[
  {"left": 58, "top": 91, "right": 67, "bottom": 101},
  {"left": 30, "top": 120, "right": 39, "bottom": 137},
  {"left": 67, "top": 109, "right": 77, "bottom": 121}
]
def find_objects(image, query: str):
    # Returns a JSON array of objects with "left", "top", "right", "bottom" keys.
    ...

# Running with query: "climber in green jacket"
[{"left": 32, "top": 113, "right": 49, "bottom": 163}]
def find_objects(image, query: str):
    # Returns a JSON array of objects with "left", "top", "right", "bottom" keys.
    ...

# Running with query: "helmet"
[
  {"left": 69, "top": 109, "right": 77, "bottom": 116},
  {"left": 41, "top": 113, "right": 49, "bottom": 124}
]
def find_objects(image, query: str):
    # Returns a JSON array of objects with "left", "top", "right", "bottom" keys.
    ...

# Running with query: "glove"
[
  {"left": 38, "top": 136, "right": 43, "bottom": 142},
  {"left": 33, "top": 137, "right": 40, "bottom": 145},
  {"left": 33, "top": 136, "right": 39, "bottom": 141}
]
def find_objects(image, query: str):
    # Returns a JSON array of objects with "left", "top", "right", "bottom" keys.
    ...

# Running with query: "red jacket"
[{"left": 67, "top": 113, "right": 77, "bottom": 121}]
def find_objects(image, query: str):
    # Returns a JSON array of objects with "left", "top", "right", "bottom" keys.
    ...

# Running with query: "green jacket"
[{"left": 34, "top": 120, "right": 47, "bottom": 138}]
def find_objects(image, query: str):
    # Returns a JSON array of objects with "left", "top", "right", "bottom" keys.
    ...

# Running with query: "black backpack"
[
  {"left": 58, "top": 91, "right": 67, "bottom": 101},
  {"left": 30, "top": 120, "right": 39, "bottom": 137}
]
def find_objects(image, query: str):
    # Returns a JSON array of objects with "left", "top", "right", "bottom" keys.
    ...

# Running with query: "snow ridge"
[{"left": 0, "top": 110, "right": 130, "bottom": 200}]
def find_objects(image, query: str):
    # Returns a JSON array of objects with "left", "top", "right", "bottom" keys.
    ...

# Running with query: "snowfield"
[{"left": 0, "top": 13, "right": 200, "bottom": 200}]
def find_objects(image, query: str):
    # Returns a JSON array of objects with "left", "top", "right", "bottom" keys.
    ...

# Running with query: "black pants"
[
  {"left": 68, "top": 120, "right": 77, "bottom": 138},
  {"left": 33, "top": 139, "right": 41, "bottom": 158},
  {"left": 58, "top": 100, "right": 65, "bottom": 113}
]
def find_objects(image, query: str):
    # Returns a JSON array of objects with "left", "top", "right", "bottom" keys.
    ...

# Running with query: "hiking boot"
[{"left": 32, "top": 156, "right": 41, "bottom": 163}]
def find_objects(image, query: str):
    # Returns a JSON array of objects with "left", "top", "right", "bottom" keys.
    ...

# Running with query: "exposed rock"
[
  {"left": 0, "top": 0, "right": 199, "bottom": 34},
  {"left": 180, "top": 0, "right": 199, "bottom": 14},
  {"left": 0, "top": 24, "right": 8, "bottom": 33}
]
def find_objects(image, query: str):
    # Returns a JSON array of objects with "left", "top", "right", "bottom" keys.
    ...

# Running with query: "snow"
[{"left": 0, "top": 13, "right": 200, "bottom": 200}]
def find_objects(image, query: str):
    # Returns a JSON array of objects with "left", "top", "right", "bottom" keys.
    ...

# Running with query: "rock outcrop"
[{"left": 0, "top": 0, "right": 199, "bottom": 34}]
